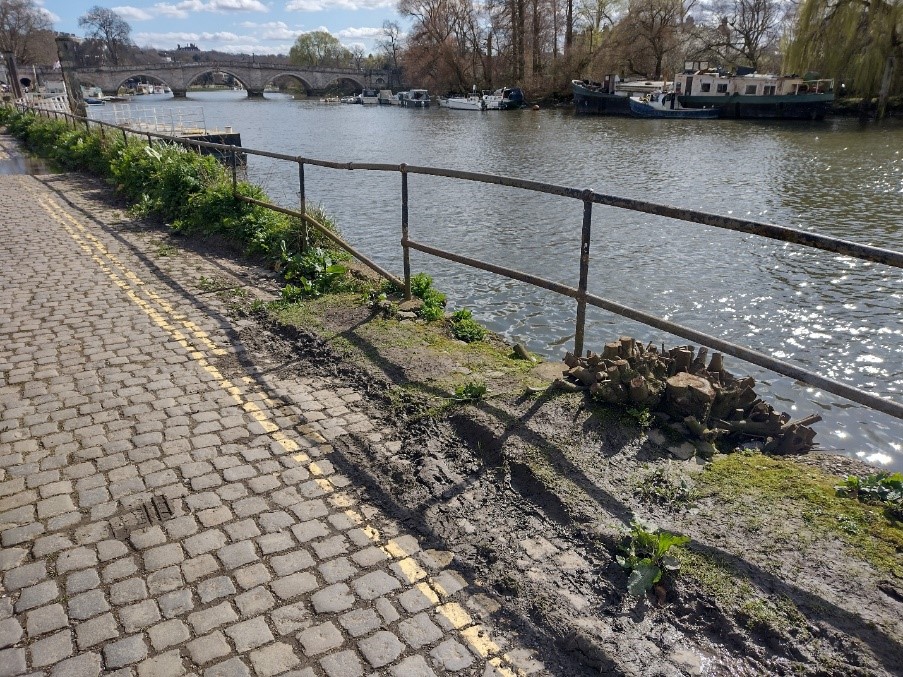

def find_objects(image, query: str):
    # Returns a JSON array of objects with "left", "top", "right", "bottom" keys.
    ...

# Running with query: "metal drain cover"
[{"left": 110, "top": 495, "right": 178, "bottom": 539}]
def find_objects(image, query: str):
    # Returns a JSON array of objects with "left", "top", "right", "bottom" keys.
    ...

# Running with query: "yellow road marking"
[{"left": 29, "top": 178, "right": 525, "bottom": 675}]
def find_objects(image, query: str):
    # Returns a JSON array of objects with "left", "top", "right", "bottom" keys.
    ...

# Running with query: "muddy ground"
[{"left": 45, "top": 171, "right": 903, "bottom": 676}]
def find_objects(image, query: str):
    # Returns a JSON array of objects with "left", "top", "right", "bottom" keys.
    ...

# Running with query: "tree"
[
  {"left": 701, "top": 0, "right": 784, "bottom": 71},
  {"left": 619, "top": 0, "right": 693, "bottom": 77},
  {"left": 787, "top": 0, "right": 903, "bottom": 118},
  {"left": 378, "top": 20, "right": 403, "bottom": 69},
  {"left": 288, "top": 31, "right": 352, "bottom": 68},
  {"left": 78, "top": 6, "right": 133, "bottom": 66},
  {"left": 0, "top": 0, "right": 53, "bottom": 65}
]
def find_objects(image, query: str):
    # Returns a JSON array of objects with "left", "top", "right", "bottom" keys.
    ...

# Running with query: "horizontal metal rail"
[
  {"left": 16, "top": 103, "right": 903, "bottom": 422},
  {"left": 406, "top": 239, "right": 903, "bottom": 420},
  {"left": 238, "top": 196, "right": 404, "bottom": 290}
]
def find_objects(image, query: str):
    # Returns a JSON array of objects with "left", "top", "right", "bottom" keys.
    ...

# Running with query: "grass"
[{"left": 695, "top": 452, "right": 903, "bottom": 578}]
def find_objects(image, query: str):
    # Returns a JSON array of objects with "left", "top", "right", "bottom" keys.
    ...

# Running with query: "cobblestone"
[{"left": 0, "top": 163, "right": 526, "bottom": 677}]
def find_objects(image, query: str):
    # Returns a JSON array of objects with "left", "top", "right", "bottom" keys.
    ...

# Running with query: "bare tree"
[
  {"left": 78, "top": 6, "right": 133, "bottom": 66},
  {"left": 0, "top": 0, "right": 53, "bottom": 64},
  {"left": 703, "top": 0, "right": 784, "bottom": 70},
  {"left": 350, "top": 44, "right": 365, "bottom": 70},
  {"left": 619, "top": 0, "right": 693, "bottom": 77},
  {"left": 377, "top": 20, "right": 403, "bottom": 69}
]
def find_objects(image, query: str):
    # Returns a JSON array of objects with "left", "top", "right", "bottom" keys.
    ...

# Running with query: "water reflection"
[{"left": 93, "top": 93, "right": 903, "bottom": 469}]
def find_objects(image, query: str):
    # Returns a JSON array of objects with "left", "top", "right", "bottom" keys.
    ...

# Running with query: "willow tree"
[{"left": 787, "top": 0, "right": 903, "bottom": 118}]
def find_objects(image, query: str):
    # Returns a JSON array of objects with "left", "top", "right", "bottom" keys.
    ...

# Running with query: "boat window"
[
  {"left": 745, "top": 85, "right": 757, "bottom": 94},
  {"left": 764, "top": 86, "right": 776, "bottom": 95},
  {"left": 717, "top": 84, "right": 728, "bottom": 93},
  {"left": 700, "top": 83, "right": 711, "bottom": 92}
]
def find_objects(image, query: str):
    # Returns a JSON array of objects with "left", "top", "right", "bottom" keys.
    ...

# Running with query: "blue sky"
[{"left": 38, "top": 0, "right": 403, "bottom": 55}]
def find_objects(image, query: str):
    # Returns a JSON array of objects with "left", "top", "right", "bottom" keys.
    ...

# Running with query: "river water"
[{"left": 96, "top": 91, "right": 903, "bottom": 469}]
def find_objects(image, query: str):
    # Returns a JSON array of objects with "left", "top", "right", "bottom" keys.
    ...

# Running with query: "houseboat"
[
  {"left": 674, "top": 65, "right": 834, "bottom": 119},
  {"left": 572, "top": 76, "right": 665, "bottom": 115}
]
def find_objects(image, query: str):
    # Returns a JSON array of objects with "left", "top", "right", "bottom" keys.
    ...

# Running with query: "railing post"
[
  {"left": 298, "top": 160, "right": 307, "bottom": 252},
  {"left": 121, "top": 127, "right": 127, "bottom": 145},
  {"left": 400, "top": 163, "right": 411, "bottom": 300},
  {"left": 574, "top": 192, "right": 593, "bottom": 358},
  {"left": 231, "top": 146, "right": 238, "bottom": 194}
]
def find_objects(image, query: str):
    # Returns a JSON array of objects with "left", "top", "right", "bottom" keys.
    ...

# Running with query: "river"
[{"left": 93, "top": 91, "right": 903, "bottom": 470}]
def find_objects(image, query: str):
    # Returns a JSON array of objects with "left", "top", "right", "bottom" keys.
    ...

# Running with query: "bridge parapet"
[{"left": 62, "top": 61, "right": 397, "bottom": 97}]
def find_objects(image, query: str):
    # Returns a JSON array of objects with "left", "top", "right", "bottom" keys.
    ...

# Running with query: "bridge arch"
[
  {"left": 322, "top": 75, "right": 368, "bottom": 93},
  {"left": 109, "top": 72, "right": 174, "bottom": 96},
  {"left": 184, "top": 68, "right": 250, "bottom": 94},
  {"left": 264, "top": 73, "right": 315, "bottom": 96}
]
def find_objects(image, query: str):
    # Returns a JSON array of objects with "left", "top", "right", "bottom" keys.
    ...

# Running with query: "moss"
[
  {"left": 696, "top": 453, "right": 903, "bottom": 578},
  {"left": 267, "top": 290, "right": 542, "bottom": 404}
]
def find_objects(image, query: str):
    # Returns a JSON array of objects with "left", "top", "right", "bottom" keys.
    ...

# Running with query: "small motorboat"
[
  {"left": 84, "top": 97, "right": 105, "bottom": 106},
  {"left": 483, "top": 87, "right": 525, "bottom": 110},
  {"left": 629, "top": 91, "right": 719, "bottom": 119}
]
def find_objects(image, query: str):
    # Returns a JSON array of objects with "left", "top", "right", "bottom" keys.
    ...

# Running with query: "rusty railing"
[{"left": 15, "top": 102, "right": 903, "bottom": 422}]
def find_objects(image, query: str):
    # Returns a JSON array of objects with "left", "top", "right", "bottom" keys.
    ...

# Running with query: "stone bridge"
[{"left": 70, "top": 61, "right": 398, "bottom": 97}]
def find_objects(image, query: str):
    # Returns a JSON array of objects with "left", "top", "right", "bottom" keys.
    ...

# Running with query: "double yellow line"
[{"left": 32, "top": 180, "right": 524, "bottom": 675}]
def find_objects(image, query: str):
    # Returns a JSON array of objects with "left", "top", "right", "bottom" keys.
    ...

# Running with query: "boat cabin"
[{"left": 674, "top": 64, "right": 833, "bottom": 98}]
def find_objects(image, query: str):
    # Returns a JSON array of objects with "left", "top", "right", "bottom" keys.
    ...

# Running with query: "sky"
[{"left": 37, "top": 0, "right": 403, "bottom": 56}]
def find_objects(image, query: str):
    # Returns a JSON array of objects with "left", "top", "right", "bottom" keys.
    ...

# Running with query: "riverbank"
[
  {"left": 3, "top": 118, "right": 903, "bottom": 673},
  {"left": 52, "top": 172, "right": 903, "bottom": 676}
]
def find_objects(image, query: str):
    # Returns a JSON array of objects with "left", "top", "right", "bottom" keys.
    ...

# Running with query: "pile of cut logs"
[{"left": 562, "top": 337, "right": 821, "bottom": 457}]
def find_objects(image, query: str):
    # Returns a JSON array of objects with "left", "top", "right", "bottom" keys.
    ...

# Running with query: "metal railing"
[{"left": 15, "top": 102, "right": 903, "bottom": 421}]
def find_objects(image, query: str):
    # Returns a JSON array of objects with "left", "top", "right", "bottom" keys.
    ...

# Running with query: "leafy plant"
[
  {"left": 634, "top": 467, "right": 695, "bottom": 510},
  {"left": 617, "top": 521, "right": 690, "bottom": 597},
  {"left": 407, "top": 272, "right": 447, "bottom": 321},
  {"left": 625, "top": 406, "right": 653, "bottom": 428},
  {"left": 450, "top": 308, "right": 487, "bottom": 343},
  {"left": 836, "top": 472, "right": 903, "bottom": 520},
  {"left": 453, "top": 381, "right": 488, "bottom": 403},
  {"left": 410, "top": 272, "right": 434, "bottom": 298}
]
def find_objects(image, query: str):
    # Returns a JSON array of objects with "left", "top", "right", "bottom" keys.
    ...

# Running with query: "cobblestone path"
[{"left": 0, "top": 139, "right": 539, "bottom": 676}]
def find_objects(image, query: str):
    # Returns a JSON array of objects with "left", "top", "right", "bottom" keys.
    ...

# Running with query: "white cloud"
[
  {"left": 239, "top": 21, "right": 305, "bottom": 40},
  {"left": 335, "top": 26, "right": 382, "bottom": 40},
  {"left": 112, "top": 6, "right": 155, "bottom": 21},
  {"left": 34, "top": 1, "right": 59, "bottom": 23},
  {"left": 134, "top": 30, "right": 248, "bottom": 44},
  {"left": 152, "top": 0, "right": 269, "bottom": 19},
  {"left": 286, "top": 0, "right": 395, "bottom": 11},
  {"left": 133, "top": 29, "right": 300, "bottom": 53}
]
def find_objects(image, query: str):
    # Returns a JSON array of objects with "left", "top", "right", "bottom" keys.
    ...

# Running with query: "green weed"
[
  {"left": 453, "top": 381, "right": 488, "bottom": 403},
  {"left": 450, "top": 308, "right": 487, "bottom": 343},
  {"left": 617, "top": 521, "right": 690, "bottom": 597}
]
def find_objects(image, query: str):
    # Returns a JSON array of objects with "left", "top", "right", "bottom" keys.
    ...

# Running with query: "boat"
[
  {"left": 399, "top": 89, "right": 430, "bottom": 107},
  {"left": 378, "top": 90, "right": 399, "bottom": 105},
  {"left": 359, "top": 88, "right": 379, "bottom": 104},
  {"left": 340, "top": 95, "right": 360, "bottom": 104},
  {"left": 483, "top": 87, "right": 525, "bottom": 110},
  {"left": 674, "top": 65, "right": 834, "bottom": 120},
  {"left": 443, "top": 94, "right": 486, "bottom": 111},
  {"left": 84, "top": 97, "right": 105, "bottom": 106},
  {"left": 628, "top": 91, "right": 719, "bottom": 119},
  {"left": 572, "top": 76, "right": 665, "bottom": 115}
]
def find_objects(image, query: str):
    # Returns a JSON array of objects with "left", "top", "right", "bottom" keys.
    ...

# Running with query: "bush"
[
  {"left": 409, "top": 272, "right": 447, "bottom": 321},
  {"left": 450, "top": 308, "right": 487, "bottom": 342},
  {"left": 1, "top": 105, "right": 351, "bottom": 298}
]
